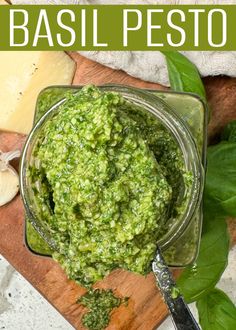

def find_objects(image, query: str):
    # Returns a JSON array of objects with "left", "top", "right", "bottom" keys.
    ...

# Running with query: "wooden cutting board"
[{"left": 1, "top": 52, "right": 236, "bottom": 330}]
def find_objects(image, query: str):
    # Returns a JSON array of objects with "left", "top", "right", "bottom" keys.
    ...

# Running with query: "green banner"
[{"left": 0, "top": 5, "right": 234, "bottom": 50}]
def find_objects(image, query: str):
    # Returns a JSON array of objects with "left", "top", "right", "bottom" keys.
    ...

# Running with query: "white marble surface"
[
  {"left": 0, "top": 247, "right": 235, "bottom": 330},
  {"left": 0, "top": 255, "right": 73, "bottom": 330}
]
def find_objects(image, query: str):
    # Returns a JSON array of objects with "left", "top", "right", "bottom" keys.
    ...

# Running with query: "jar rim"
[{"left": 20, "top": 84, "right": 204, "bottom": 253}]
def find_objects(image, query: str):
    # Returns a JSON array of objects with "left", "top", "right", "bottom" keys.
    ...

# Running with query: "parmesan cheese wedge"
[{"left": 0, "top": 51, "right": 76, "bottom": 135}]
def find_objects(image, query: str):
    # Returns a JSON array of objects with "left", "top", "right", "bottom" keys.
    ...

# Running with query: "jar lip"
[{"left": 20, "top": 84, "right": 204, "bottom": 253}]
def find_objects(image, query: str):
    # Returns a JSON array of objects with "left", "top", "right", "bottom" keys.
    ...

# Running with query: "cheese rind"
[{"left": 0, "top": 51, "right": 76, "bottom": 134}]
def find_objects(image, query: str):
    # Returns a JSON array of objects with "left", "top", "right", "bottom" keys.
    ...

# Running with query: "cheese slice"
[{"left": 0, "top": 51, "right": 76, "bottom": 134}]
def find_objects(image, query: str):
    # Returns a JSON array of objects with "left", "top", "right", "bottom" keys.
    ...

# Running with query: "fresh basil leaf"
[
  {"left": 161, "top": 51, "right": 206, "bottom": 102},
  {"left": 221, "top": 120, "right": 236, "bottom": 143},
  {"left": 197, "top": 288, "right": 236, "bottom": 330},
  {"left": 177, "top": 205, "right": 229, "bottom": 303},
  {"left": 205, "top": 142, "right": 236, "bottom": 217}
]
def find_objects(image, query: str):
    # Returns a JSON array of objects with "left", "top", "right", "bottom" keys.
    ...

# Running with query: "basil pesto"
[
  {"left": 30, "top": 86, "right": 191, "bottom": 286},
  {"left": 78, "top": 289, "right": 128, "bottom": 330}
]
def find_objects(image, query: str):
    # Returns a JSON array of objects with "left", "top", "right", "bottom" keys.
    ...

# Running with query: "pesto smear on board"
[
  {"left": 30, "top": 85, "right": 191, "bottom": 286},
  {"left": 78, "top": 289, "right": 128, "bottom": 330}
]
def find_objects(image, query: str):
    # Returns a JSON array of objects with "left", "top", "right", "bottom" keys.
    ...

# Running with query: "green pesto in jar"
[{"left": 29, "top": 85, "right": 191, "bottom": 286}]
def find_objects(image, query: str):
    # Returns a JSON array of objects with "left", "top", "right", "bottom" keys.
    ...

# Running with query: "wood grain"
[
  {"left": 204, "top": 76, "right": 236, "bottom": 143},
  {"left": 1, "top": 52, "right": 236, "bottom": 330}
]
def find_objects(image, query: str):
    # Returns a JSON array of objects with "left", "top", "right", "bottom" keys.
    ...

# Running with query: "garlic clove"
[
  {"left": 0, "top": 165, "right": 19, "bottom": 206},
  {"left": 0, "top": 149, "right": 21, "bottom": 171}
]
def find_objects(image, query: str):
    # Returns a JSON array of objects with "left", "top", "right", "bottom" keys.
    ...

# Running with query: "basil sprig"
[
  {"left": 161, "top": 51, "right": 206, "bottom": 102},
  {"left": 177, "top": 209, "right": 229, "bottom": 303},
  {"left": 162, "top": 51, "right": 236, "bottom": 330},
  {"left": 197, "top": 288, "right": 236, "bottom": 330}
]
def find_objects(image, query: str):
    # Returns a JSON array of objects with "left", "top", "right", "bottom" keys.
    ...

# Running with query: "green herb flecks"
[
  {"left": 171, "top": 286, "right": 180, "bottom": 299},
  {"left": 78, "top": 289, "right": 128, "bottom": 330},
  {"left": 30, "top": 85, "right": 190, "bottom": 286}
]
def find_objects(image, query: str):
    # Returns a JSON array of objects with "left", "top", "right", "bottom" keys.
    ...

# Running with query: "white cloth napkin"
[{"left": 11, "top": 0, "right": 236, "bottom": 85}]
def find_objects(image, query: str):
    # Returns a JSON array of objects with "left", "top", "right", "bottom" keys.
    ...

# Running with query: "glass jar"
[{"left": 20, "top": 85, "right": 207, "bottom": 267}]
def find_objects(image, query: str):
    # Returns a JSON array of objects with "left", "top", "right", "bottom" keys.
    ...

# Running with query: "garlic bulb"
[{"left": 0, "top": 150, "right": 21, "bottom": 206}]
